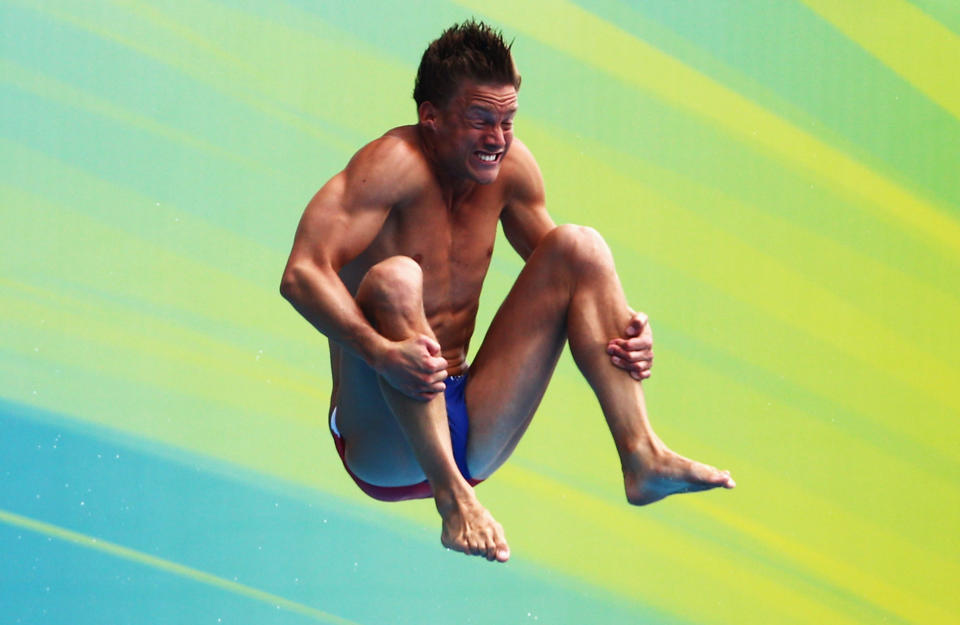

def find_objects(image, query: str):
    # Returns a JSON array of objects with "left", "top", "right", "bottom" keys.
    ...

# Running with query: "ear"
[{"left": 418, "top": 101, "right": 439, "bottom": 130}]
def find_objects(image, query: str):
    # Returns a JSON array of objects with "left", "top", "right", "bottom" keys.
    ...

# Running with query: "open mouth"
[{"left": 474, "top": 150, "right": 501, "bottom": 164}]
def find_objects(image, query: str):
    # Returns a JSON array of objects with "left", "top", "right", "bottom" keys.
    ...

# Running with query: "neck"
[{"left": 417, "top": 124, "right": 476, "bottom": 203}]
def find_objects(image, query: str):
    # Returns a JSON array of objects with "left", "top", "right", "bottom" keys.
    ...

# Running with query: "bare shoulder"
[
  {"left": 288, "top": 127, "right": 430, "bottom": 269},
  {"left": 340, "top": 125, "right": 431, "bottom": 210},
  {"left": 498, "top": 137, "right": 554, "bottom": 259},
  {"left": 500, "top": 137, "right": 545, "bottom": 205}
]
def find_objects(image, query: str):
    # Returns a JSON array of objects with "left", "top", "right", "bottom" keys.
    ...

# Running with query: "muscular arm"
[
  {"left": 280, "top": 136, "right": 413, "bottom": 366},
  {"left": 499, "top": 139, "right": 556, "bottom": 260},
  {"left": 500, "top": 139, "right": 654, "bottom": 379}
]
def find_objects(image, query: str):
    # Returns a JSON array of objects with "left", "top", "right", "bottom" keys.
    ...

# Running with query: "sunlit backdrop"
[{"left": 2, "top": 1, "right": 958, "bottom": 623}]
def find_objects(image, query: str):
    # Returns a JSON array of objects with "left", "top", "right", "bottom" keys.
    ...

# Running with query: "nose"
[{"left": 484, "top": 125, "right": 505, "bottom": 149}]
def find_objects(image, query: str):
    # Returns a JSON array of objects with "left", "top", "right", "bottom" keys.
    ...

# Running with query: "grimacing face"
[{"left": 428, "top": 81, "right": 518, "bottom": 185}]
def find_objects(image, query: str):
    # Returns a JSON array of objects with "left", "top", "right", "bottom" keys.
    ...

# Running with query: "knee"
[
  {"left": 541, "top": 224, "right": 614, "bottom": 274},
  {"left": 356, "top": 256, "right": 424, "bottom": 320}
]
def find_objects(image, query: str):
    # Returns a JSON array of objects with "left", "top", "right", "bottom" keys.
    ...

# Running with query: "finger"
[
  {"left": 624, "top": 337, "right": 653, "bottom": 351},
  {"left": 420, "top": 334, "right": 442, "bottom": 356},
  {"left": 609, "top": 345, "right": 650, "bottom": 364},
  {"left": 423, "top": 379, "right": 446, "bottom": 394},
  {"left": 624, "top": 312, "right": 649, "bottom": 337},
  {"left": 614, "top": 354, "right": 650, "bottom": 374},
  {"left": 624, "top": 358, "right": 651, "bottom": 372},
  {"left": 415, "top": 377, "right": 446, "bottom": 397},
  {"left": 417, "top": 387, "right": 444, "bottom": 401},
  {"left": 418, "top": 356, "right": 448, "bottom": 374},
  {"left": 611, "top": 338, "right": 653, "bottom": 357},
  {"left": 614, "top": 347, "right": 652, "bottom": 363},
  {"left": 607, "top": 341, "right": 630, "bottom": 356}
]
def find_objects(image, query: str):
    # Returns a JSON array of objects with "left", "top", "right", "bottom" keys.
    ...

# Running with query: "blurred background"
[{"left": 2, "top": 1, "right": 958, "bottom": 623}]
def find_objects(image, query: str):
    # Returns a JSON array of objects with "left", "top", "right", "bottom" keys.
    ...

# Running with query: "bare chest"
[{"left": 342, "top": 187, "right": 503, "bottom": 314}]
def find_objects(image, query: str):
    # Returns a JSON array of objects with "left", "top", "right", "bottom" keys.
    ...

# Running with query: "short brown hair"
[{"left": 413, "top": 20, "right": 521, "bottom": 108}]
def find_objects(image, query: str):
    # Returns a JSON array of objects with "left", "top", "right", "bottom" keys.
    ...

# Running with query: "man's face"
[{"left": 432, "top": 81, "right": 518, "bottom": 185}]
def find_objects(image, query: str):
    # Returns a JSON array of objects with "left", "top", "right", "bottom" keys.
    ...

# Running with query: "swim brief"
[{"left": 329, "top": 373, "right": 483, "bottom": 502}]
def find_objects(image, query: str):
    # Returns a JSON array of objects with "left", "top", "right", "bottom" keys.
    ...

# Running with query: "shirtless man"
[{"left": 280, "top": 21, "right": 734, "bottom": 564}]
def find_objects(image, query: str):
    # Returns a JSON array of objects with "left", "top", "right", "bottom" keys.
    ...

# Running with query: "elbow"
[
  {"left": 279, "top": 264, "right": 304, "bottom": 303},
  {"left": 280, "top": 260, "right": 332, "bottom": 305},
  {"left": 279, "top": 276, "right": 294, "bottom": 302}
]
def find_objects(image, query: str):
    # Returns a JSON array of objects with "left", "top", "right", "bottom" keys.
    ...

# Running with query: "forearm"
[{"left": 280, "top": 262, "right": 388, "bottom": 367}]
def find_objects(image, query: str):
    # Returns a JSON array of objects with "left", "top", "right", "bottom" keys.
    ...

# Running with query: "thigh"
[
  {"left": 465, "top": 242, "right": 574, "bottom": 478},
  {"left": 333, "top": 348, "right": 428, "bottom": 487}
]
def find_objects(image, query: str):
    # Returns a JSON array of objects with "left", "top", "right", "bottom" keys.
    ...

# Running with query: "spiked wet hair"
[{"left": 413, "top": 20, "right": 521, "bottom": 108}]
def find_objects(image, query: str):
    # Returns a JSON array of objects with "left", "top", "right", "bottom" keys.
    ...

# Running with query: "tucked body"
[{"left": 281, "top": 22, "right": 734, "bottom": 563}]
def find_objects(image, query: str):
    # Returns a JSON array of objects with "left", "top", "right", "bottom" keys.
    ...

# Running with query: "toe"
[
  {"left": 484, "top": 531, "right": 500, "bottom": 561},
  {"left": 495, "top": 538, "right": 510, "bottom": 562}
]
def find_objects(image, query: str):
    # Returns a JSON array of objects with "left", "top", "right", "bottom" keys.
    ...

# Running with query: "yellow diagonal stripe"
[
  {"left": 0, "top": 509, "right": 362, "bottom": 625},
  {"left": 456, "top": 0, "right": 960, "bottom": 258},
  {"left": 803, "top": 0, "right": 960, "bottom": 120}
]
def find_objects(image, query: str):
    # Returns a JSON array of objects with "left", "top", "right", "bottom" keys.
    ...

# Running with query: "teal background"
[{"left": 2, "top": 1, "right": 958, "bottom": 623}]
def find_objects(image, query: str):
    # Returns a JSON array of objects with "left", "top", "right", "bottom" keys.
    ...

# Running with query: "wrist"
[{"left": 359, "top": 333, "right": 392, "bottom": 371}]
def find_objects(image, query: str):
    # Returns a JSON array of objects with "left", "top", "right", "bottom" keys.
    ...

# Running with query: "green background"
[{"left": 2, "top": 1, "right": 957, "bottom": 623}]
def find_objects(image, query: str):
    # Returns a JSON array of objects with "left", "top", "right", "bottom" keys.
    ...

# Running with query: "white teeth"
[{"left": 477, "top": 152, "right": 497, "bottom": 162}]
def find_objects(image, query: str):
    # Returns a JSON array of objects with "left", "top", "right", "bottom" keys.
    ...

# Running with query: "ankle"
[
  {"left": 433, "top": 479, "right": 476, "bottom": 511},
  {"left": 620, "top": 437, "right": 668, "bottom": 474}
]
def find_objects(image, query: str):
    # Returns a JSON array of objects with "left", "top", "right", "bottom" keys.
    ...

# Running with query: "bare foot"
[
  {"left": 435, "top": 489, "right": 510, "bottom": 562},
  {"left": 623, "top": 446, "right": 735, "bottom": 506}
]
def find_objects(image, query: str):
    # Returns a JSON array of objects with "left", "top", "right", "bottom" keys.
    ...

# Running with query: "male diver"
[{"left": 280, "top": 21, "right": 735, "bottom": 563}]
